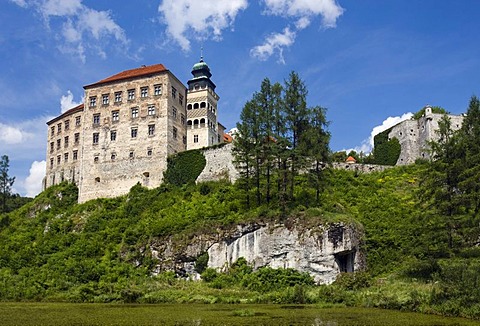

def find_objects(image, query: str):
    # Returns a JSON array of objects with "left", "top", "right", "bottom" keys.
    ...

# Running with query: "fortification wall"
[
  {"left": 388, "top": 111, "right": 464, "bottom": 165},
  {"left": 197, "top": 143, "right": 239, "bottom": 183}
]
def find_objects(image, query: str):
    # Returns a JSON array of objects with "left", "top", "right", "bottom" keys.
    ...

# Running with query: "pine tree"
[
  {"left": 0, "top": 155, "right": 15, "bottom": 213},
  {"left": 284, "top": 71, "right": 309, "bottom": 199},
  {"left": 458, "top": 96, "right": 480, "bottom": 215}
]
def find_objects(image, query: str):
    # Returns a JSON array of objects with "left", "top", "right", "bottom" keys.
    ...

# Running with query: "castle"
[
  {"left": 388, "top": 106, "right": 464, "bottom": 165},
  {"left": 45, "top": 58, "right": 225, "bottom": 203}
]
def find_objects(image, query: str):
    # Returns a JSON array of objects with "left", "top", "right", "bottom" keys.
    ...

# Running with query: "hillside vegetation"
[{"left": 0, "top": 162, "right": 479, "bottom": 317}]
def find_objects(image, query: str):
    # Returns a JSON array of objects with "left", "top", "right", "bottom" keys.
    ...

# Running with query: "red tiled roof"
[
  {"left": 223, "top": 133, "right": 233, "bottom": 143},
  {"left": 84, "top": 64, "right": 168, "bottom": 88},
  {"left": 346, "top": 156, "right": 357, "bottom": 163},
  {"left": 47, "top": 104, "right": 84, "bottom": 125}
]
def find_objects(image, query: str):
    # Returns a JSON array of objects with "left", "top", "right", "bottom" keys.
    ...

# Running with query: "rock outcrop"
[{"left": 149, "top": 220, "right": 364, "bottom": 284}]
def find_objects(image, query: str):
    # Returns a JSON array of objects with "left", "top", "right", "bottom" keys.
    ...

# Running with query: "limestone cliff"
[{"left": 149, "top": 220, "right": 364, "bottom": 284}]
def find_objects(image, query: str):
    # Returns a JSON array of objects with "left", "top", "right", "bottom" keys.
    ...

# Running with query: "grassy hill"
[{"left": 0, "top": 165, "right": 479, "bottom": 318}]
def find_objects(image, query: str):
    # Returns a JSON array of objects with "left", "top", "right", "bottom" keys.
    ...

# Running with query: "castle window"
[
  {"left": 102, "top": 94, "right": 109, "bottom": 105},
  {"left": 57, "top": 123, "right": 62, "bottom": 134},
  {"left": 172, "top": 107, "right": 177, "bottom": 118},
  {"left": 148, "top": 124, "right": 155, "bottom": 136},
  {"left": 64, "top": 153, "right": 68, "bottom": 162},
  {"left": 187, "top": 120, "right": 192, "bottom": 127},
  {"left": 143, "top": 172, "right": 150, "bottom": 177},
  {"left": 147, "top": 149, "right": 152, "bottom": 156},
  {"left": 64, "top": 136, "right": 69, "bottom": 148},
  {"left": 141, "top": 87, "right": 148, "bottom": 98},
  {"left": 115, "top": 91, "right": 122, "bottom": 102},
  {"left": 74, "top": 133, "right": 80, "bottom": 144},
  {"left": 187, "top": 104, "right": 192, "bottom": 110},
  {"left": 129, "top": 151, "right": 134, "bottom": 159},
  {"left": 200, "top": 102, "right": 206, "bottom": 108},
  {"left": 50, "top": 158, "right": 54, "bottom": 168},
  {"left": 194, "top": 103, "right": 199, "bottom": 109},
  {"left": 93, "top": 113, "right": 100, "bottom": 125},
  {"left": 95, "top": 177, "right": 100, "bottom": 183},
  {"left": 89, "top": 96, "right": 97, "bottom": 107},
  {"left": 171, "top": 86, "right": 177, "bottom": 99},
  {"left": 200, "top": 118, "right": 205, "bottom": 125},
  {"left": 148, "top": 105, "right": 155, "bottom": 116},
  {"left": 131, "top": 127, "right": 138, "bottom": 138},
  {"left": 131, "top": 107, "right": 139, "bottom": 118},
  {"left": 194, "top": 134, "right": 198, "bottom": 143},
  {"left": 181, "top": 114, "right": 185, "bottom": 125},
  {"left": 154, "top": 84, "right": 162, "bottom": 96},
  {"left": 50, "top": 142, "right": 54, "bottom": 153},
  {"left": 94, "top": 156, "right": 99, "bottom": 163},
  {"left": 111, "top": 153, "right": 116, "bottom": 160},
  {"left": 179, "top": 94, "right": 184, "bottom": 106},
  {"left": 57, "top": 155, "right": 61, "bottom": 164},
  {"left": 73, "top": 150, "right": 78, "bottom": 160},
  {"left": 51, "top": 126, "right": 54, "bottom": 136},
  {"left": 112, "top": 110, "right": 119, "bottom": 122},
  {"left": 65, "top": 120, "right": 70, "bottom": 130},
  {"left": 75, "top": 116, "right": 81, "bottom": 126},
  {"left": 173, "top": 126, "right": 177, "bottom": 139},
  {"left": 57, "top": 139, "right": 61, "bottom": 150},
  {"left": 128, "top": 89, "right": 135, "bottom": 100},
  {"left": 93, "top": 132, "right": 99, "bottom": 144},
  {"left": 110, "top": 130, "right": 117, "bottom": 141}
]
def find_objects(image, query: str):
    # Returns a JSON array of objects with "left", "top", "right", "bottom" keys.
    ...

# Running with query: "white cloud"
[
  {"left": 262, "top": 0, "right": 344, "bottom": 28},
  {"left": 60, "top": 90, "right": 82, "bottom": 113},
  {"left": 353, "top": 113, "right": 413, "bottom": 153},
  {"left": 10, "top": 0, "right": 128, "bottom": 62},
  {"left": 9, "top": 0, "right": 28, "bottom": 8},
  {"left": 250, "top": 27, "right": 296, "bottom": 64},
  {"left": 158, "top": 0, "right": 248, "bottom": 51},
  {"left": 252, "top": 0, "right": 344, "bottom": 62},
  {"left": 0, "top": 122, "right": 33, "bottom": 145},
  {"left": 24, "top": 160, "right": 46, "bottom": 198}
]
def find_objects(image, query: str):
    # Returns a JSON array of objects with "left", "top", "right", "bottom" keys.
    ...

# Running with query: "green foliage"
[
  {"left": 0, "top": 155, "right": 16, "bottom": 213},
  {"left": 372, "top": 129, "right": 401, "bottom": 165},
  {"left": 194, "top": 252, "right": 209, "bottom": 274},
  {"left": 163, "top": 150, "right": 206, "bottom": 186},
  {"left": 413, "top": 106, "right": 448, "bottom": 120}
]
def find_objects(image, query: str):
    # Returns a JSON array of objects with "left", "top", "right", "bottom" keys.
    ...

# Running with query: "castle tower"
[{"left": 186, "top": 56, "right": 221, "bottom": 149}]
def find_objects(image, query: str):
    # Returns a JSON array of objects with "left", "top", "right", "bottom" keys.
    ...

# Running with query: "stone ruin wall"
[{"left": 388, "top": 111, "right": 464, "bottom": 165}]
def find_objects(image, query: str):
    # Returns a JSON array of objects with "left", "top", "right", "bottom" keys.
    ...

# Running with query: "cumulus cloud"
[
  {"left": 250, "top": 27, "right": 296, "bottom": 64},
  {"left": 60, "top": 90, "right": 82, "bottom": 113},
  {"left": 252, "top": 0, "right": 344, "bottom": 62},
  {"left": 158, "top": 0, "right": 248, "bottom": 51},
  {"left": 353, "top": 113, "right": 413, "bottom": 154},
  {"left": 24, "top": 160, "right": 46, "bottom": 198},
  {"left": 0, "top": 122, "right": 34, "bottom": 145},
  {"left": 11, "top": 0, "right": 127, "bottom": 62}
]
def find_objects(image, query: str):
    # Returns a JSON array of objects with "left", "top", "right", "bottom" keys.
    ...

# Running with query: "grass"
[{"left": 0, "top": 303, "right": 478, "bottom": 326}]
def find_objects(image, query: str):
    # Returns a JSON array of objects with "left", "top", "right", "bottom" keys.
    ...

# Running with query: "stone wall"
[
  {"left": 388, "top": 109, "right": 464, "bottom": 165},
  {"left": 196, "top": 143, "right": 240, "bottom": 183}
]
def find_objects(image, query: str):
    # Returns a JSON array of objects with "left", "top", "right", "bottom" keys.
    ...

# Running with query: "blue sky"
[{"left": 2, "top": 0, "right": 480, "bottom": 197}]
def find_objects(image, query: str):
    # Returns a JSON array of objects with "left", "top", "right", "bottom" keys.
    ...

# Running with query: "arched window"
[
  {"left": 200, "top": 102, "right": 206, "bottom": 108},
  {"left": 194, "top": 103, "right": 199, "bottom": 109},
  {"left": 187, "top": 120, "right": 192, "bottom": 126},
  {"left": 200, "top": 118, "right": 205, "bottom": 125},
  {"left": 187, "top": 104, "right": 192, "bottom": 110},
  {"left": 194, "top": 119, "right": 199, "bottom": 125}
]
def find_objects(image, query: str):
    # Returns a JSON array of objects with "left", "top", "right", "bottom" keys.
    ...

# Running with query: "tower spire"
[{"left": 200, "top": 45, "right": 204, "bottom": 62}]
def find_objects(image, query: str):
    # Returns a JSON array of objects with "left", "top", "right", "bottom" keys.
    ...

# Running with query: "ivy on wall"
[
  {"left": 372, "top": 128, "right": 401, "bottom": 166},
  {"left": 163, "top": 150, "right": 206, "bottom": 186}
]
